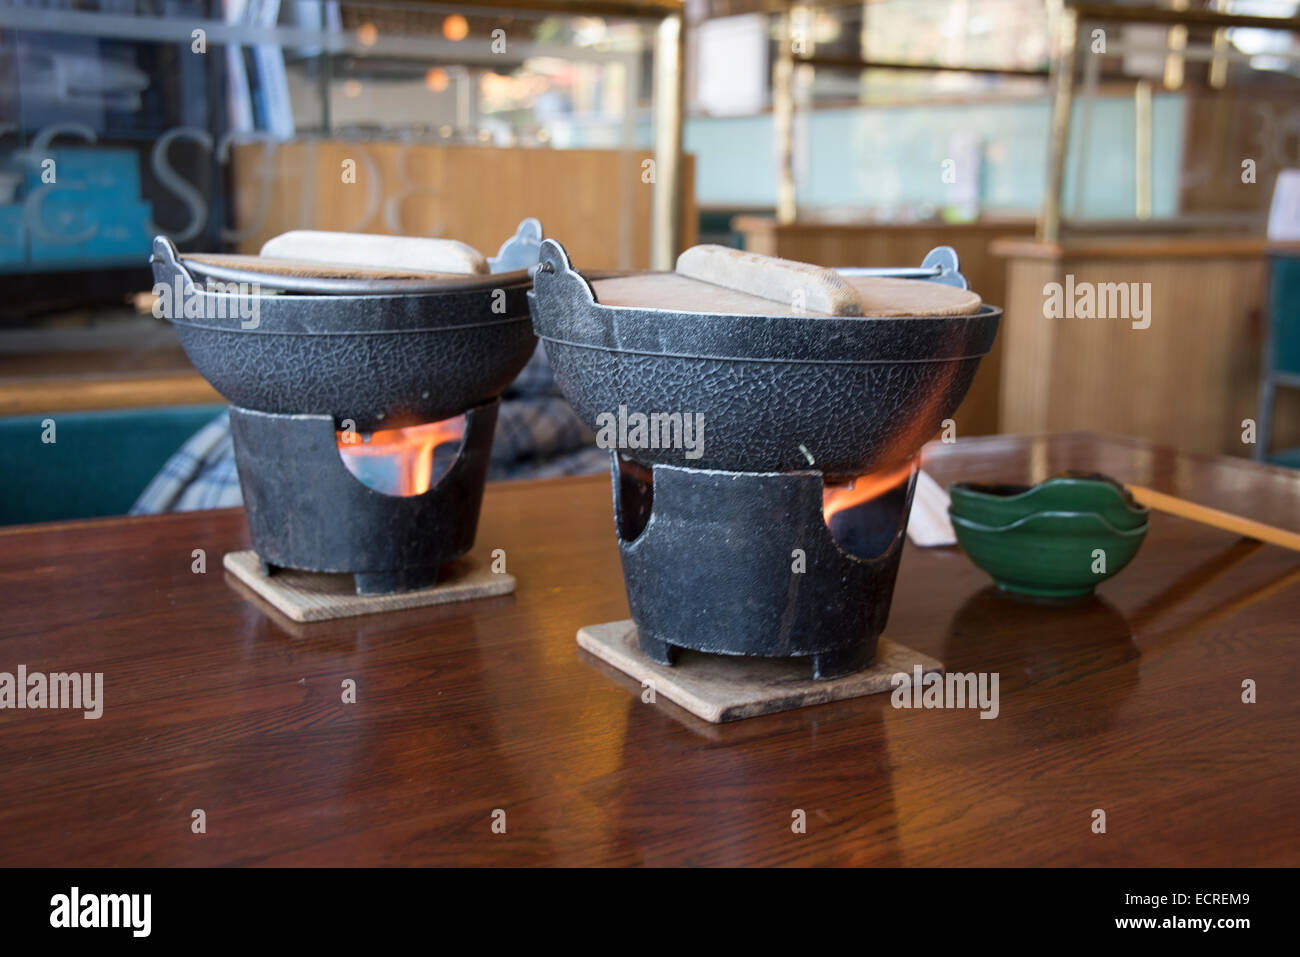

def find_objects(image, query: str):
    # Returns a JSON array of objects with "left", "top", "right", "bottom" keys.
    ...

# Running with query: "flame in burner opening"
[
  {"left": 336, "top": 416, "right": 466, "bottom": 496},
  {"left": 822, "top": 462, "right": 915, "bottom": 522}
]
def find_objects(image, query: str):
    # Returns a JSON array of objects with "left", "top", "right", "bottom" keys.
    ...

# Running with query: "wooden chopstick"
[{"left": 1127, "top": 483, "right": 1300, "bottom": 553}]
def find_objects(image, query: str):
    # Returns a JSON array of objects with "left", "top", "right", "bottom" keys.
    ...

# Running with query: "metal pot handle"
[
  {"left": 533, "top": 238, "right": 599, "bottom": 309},
  {"left": 488, "top": 218, "right": 544, "bottom": 274},
  {"left": 150, "top": 235, "right": 200, "bottom": 292},
  {"left": 835, "top": 246, "right": 968, "bottom": 289}
]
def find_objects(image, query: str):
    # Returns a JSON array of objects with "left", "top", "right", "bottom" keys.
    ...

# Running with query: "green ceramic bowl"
[
  {"left": 950, "top": 510, "right": 1148, "bottom": 598},
  {"left": 949, "top": 475, "right": 1149, "bottom": 531}
]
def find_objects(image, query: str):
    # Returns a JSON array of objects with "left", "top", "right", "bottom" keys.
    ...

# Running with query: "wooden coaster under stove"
[
  {"left": 224, "top": 550, "right": 515, "bottom": 623},
  {"left": 579, "top": 621, "right": 942, "bottom": 723}
]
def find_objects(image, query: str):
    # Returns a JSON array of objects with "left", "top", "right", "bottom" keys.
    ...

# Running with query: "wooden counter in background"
[
  {"left": 992, "top": 236, "right": 1291, "bottom": 458},
  {"left": 0, "top": 372, "right": 219, "bottom": 416},
  {"left": 732, "top": 217, "right": 1035, "bottom": 437},
  {"left": 0, "top": 316, "right": 220, "bottom": 415},
  {"left": 230, "top": 143, "right": 697, "bottom": 273}
]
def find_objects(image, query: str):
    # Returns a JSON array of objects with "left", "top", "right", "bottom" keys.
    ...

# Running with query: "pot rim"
[{"left": 529, "top": 239, "right": 1000, "bottom": 364}]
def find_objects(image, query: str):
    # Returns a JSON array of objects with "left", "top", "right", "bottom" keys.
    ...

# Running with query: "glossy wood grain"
[{"left": 0, "top": 433, "right": 1297, "bottom": 866}]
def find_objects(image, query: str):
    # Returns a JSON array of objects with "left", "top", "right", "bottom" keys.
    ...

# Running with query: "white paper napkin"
[{"left": 907, "top": 468, "right": 957, "bottom": 547}]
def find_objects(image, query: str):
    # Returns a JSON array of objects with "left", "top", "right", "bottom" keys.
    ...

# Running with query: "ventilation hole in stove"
[
  {"left": 336, "top": 414, "right": 466, "bottom": 496},
  {"left": 823, "top": 465, "right": 914, "bottom": 560},
  {"left": 614, "top": 454, "right": 654, "bottom": 543}
]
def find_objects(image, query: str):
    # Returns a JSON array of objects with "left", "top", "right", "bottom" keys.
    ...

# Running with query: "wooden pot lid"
[
  {"left": 590, "top": 245, "right": 983, "bottom": 318},
  {"left": 179, "top": 253, "right": 475, "bottom": 282},
  {"left": 174, "top": 231, "right": 530, "bottom": 295},
  {"left": 180, "top": 230, "right": 490, "bottom": 281}
]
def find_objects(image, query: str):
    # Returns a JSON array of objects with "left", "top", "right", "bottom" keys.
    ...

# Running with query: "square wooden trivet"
[
  {"left": 223, "top": 550, "right": 515, "bottom": 622},
  {"left": 577, "top": 619, "right": 943, "bottom": 723}
]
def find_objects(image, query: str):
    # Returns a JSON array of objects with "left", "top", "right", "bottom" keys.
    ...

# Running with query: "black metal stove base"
[
  {"left": 612, "top": 455, "right": 917, "bottom": 680},
  {"left": 636, "top": 632, "right": 874, "bottom": 680},
  {"left": 257, "top": 556, "right": 441, "bottom": 596},
  {"left": 230, "top": 400, "right": 499, "bottom": 596}
]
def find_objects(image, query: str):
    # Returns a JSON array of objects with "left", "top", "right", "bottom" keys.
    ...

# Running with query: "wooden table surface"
[{"left": 2, "top": 431, "right": 1297, "bottom": 866}]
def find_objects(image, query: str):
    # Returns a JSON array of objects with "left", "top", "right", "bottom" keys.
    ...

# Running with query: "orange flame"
[
  {"left": 822, "top": 462, "right": 914, "bottom": 522},
  {"left": 337, "top": 417, "right": 465, "bottom": 496}
]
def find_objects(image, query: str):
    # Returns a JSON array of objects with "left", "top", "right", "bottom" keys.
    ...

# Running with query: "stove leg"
[
  {"left": 637, "top": 631, "right": 678, "bottom": 666},
  {"left": 354, "top": 566, "right": 440, "bottom": 596},
  {"left": 811, "top": 644, "right": 871, "bottom": 681}
]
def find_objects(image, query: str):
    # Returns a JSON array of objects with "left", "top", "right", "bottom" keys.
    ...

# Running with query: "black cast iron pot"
[
  {"left": 528, "top": 239, "right": 1000, "bottom": 480},
  {"left": 150, "top": 237, "right": 536, "bottom": 432}
]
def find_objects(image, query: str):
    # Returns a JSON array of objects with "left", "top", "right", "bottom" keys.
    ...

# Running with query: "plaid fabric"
[
  {"left": 130, "top": 410, "right": 243, "bottom": 514},
  {"left": 130, "top": 343, "right": 606, "bottom": 514}
]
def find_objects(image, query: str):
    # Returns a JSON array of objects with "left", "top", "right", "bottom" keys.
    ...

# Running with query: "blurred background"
[{"left": 2, "top": 0, "right": 1300, "bottom": 523}]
